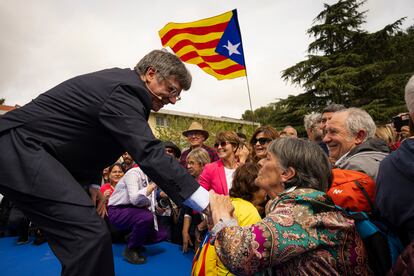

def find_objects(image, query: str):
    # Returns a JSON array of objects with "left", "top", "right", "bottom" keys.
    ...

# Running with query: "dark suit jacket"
[{"left": 0, "top": 68, "right": 199, "bottom": 206}]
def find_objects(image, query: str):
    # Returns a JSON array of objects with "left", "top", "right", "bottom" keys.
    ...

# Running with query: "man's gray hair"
[
  {"left": 337, "top": 108, "right": 376, "bottom": 141},
  {"left": 405, "top": 75, "right": 414, "bottom": 113},
  {"left": 267, "top": 138, "right": 332, "bottom": 192},
  {"left": 304, "top": 112, "right": 322, "bottom": 130},
  {"left": 135, "top": 49, "right": 192, "bottom": 90}
]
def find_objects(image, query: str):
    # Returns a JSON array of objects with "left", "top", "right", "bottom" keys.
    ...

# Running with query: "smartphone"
[{"left": 392, "top": 113, "right": 410, "bottom": 132}]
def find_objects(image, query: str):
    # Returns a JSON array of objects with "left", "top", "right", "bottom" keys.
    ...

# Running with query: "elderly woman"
[
  {"left": 249, "top": 125, "right": 279, "bottom": 162},
  {"left": 210, "top": 138, "right": 371, "bottom": 275},
  {"left": 181, "top": 148, "right": 211, "bottom": 252},
  {"left": 192, "top": 162, "right": 266, "bottom": 276}
]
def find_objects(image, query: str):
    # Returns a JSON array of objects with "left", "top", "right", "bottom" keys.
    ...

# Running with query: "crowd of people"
[{"left": 0, "top": 49, "right": 413, "bottom": 275}]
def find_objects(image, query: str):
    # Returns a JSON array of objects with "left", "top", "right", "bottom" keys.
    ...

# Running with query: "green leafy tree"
[
  {"left": 244, "top": 0, "right": 414, "bottom": 127},
  {"left": 283, "top": 0, "right": 414, "bottom": 123},
  {"left": 0, "top": 98, "right": 4, "bottom": 105}
]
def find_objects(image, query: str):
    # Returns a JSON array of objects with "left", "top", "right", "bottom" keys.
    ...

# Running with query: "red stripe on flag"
[
  {"left": 172, "top": 39, "right": 221, "bottom": 53},
  {"left": 161, "top": 22, "right": 229, "bottom": 45},
  {"left": 198, "top": 241, "right": 210, "bottom": 276},
  {"left": 198, "top": 62, "right": 245, "bottom": 75},
  {"left": 180, "top": 51, "right": 228, "bottom": 62}
]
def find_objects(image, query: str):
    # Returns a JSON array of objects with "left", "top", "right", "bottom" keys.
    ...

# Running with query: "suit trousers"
[{"left": 0, "top": 129, "right": 115, "bottom": 276}]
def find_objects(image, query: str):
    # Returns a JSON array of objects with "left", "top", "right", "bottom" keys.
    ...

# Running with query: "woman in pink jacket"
[{"left": 199, "top": 131, "right": 245, "bottom": 195}]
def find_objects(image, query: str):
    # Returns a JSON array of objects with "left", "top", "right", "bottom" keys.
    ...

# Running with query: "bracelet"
[{"left": 210, "top": 217, "right": 238, "bottom": 244}]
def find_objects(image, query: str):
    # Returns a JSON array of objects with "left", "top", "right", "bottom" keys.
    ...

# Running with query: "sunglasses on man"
[{"left": 252, "top": 138, "right": 272, "bottom": 145}]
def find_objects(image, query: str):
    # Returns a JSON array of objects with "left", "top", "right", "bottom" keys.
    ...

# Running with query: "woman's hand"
[
  {"left": 235, "top": 144, "right": 250, "bottom": 165},
  {"left": 195, "top": 220, "right": 207, "bottom": 243},
  {"left": 182, "top": 231, "right": 193, "bottom": 253},
  {"left": 197, "top": 220, "right": 207, "bottom": 232},
  {"left": 209, "top": 191, "right": 235, "bottom": 225},
  {"left": 103, "top": 189, "right": 111, "bottom": 199},
  {"left": 146, "top": 182, "right": 157, "bottom": 196}
]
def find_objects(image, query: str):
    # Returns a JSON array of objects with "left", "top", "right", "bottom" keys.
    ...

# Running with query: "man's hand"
[{"left": 89, "top": 187, "right": 107, "bottom": 218}]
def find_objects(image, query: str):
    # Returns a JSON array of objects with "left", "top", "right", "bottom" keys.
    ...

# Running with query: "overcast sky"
[{"left": 1, "top": 0, "right": 413, "bottom": 119}]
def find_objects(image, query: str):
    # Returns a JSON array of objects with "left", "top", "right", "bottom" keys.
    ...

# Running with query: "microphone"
[{"left": 145, "top": 82, "right": 163, "bottom": 101}]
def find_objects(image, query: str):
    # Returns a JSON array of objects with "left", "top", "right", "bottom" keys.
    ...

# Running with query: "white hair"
[
  {"left": 405, "top": 75, "right": 414, "bottom": 113},
  {"left": 304, "top": 112, "right": 322, "bottom": 130},
  {"left": 336, "top": 108, "right": 376, "bottom": 142}
]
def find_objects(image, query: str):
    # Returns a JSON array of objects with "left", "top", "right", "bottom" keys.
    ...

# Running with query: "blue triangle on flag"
[{"left": 215, "top": 10, "right": 245, "bottom": 66}]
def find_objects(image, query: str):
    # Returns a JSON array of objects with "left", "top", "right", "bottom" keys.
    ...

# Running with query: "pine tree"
[{"left": 279, "top": 0, "right": 414, "bottom": 123}]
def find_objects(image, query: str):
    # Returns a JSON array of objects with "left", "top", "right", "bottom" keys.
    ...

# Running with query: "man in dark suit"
[{"left": 0, "top": 50, "right": 209, "bottom": 275}]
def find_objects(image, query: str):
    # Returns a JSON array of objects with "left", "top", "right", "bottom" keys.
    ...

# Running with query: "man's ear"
[
  {"left": 281, "top": 167, "right": 295, "bottom": 183},
  {"left": 145, "top": 67, "right": 156, "bottom": 81},
  {"left": 354, "top": 130, "right": 367, "bottom": 145}
]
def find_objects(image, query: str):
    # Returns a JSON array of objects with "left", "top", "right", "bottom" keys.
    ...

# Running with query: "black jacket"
[
  {"left": 0, "top": 68, "right": 199, "bottom": 206},
  {"left": 376, "top": 138, "right": 414, "bottom": 246}
]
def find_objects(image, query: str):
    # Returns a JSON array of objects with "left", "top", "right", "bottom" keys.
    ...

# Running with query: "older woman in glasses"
[
  {"left": 209, "top": 138, "right": 371, "bottom": 275},
  {"left": 199, "top": 131, "right": 244, "bottom": 195},
  {"left": 250, "top": 125, "right": 279, "bottom": 163}
]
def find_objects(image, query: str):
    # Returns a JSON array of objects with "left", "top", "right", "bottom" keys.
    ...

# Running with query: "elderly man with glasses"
[
  {"left": 179, "top": 121, "right": 219, "bottom": 168},
  {"left": 0, "top": 50, "right": 210, "bottom": 275}
]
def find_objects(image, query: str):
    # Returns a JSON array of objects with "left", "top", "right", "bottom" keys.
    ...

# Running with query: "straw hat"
[{"left": 182, "top": 121, "right": 209, "bottom": 140}]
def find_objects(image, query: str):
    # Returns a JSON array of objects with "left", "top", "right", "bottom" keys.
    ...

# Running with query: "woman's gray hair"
[
  {"left": 267, "top": 138, "right": 332, "bottom": 192},
  {"left": 134, "top": 49, "right": 192, "bottom": 90},
  {"left": 186, "top": 148, "right": 210, "bottom": 167},
  {"left": 336, "top": 108, "right": 376, "bottom": 141}
]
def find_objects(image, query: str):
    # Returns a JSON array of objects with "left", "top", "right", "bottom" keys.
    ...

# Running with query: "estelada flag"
[{"left": 159, "top": 9, "right": 246, "bottom": 80}]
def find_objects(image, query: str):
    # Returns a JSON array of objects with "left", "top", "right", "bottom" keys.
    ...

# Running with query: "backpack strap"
[
  {"left": 353, "top": 180, "right": 375, "bottom": 212},
  {"left": 335, "top": 205, "right": 379, "bottom": 239}
]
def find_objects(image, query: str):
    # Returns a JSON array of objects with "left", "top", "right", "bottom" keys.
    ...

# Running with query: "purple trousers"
[{"left": 108, "top": 205, "right": 167, "bottom": 249}]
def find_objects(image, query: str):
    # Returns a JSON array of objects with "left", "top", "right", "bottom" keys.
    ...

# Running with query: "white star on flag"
[{"left": 223, "top": 40, "right": 241, "bottom": 56}]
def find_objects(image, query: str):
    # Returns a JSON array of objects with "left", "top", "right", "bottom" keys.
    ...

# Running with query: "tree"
[
  {"left": 247, "top": 0, "right": 414, "bottom": 127},
  {"left": 0, "top": 98, "right": 4, "bottom": 105}
]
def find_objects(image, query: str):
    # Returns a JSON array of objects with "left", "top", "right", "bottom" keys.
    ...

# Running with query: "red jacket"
[{"left": 198, "top": 159, "right": 229, "bottom": 195}]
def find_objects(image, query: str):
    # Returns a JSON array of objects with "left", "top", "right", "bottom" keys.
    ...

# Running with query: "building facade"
[{"left": 149, "top": 109, "right": 259, "bottom": 148}]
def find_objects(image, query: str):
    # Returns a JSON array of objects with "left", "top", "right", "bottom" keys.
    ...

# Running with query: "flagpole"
[
  {"left": 232, "top": 9, "right": 256, "bottom": 132},
  {"left": 244, "top": 72, "right": 256, "bottom": 132}
]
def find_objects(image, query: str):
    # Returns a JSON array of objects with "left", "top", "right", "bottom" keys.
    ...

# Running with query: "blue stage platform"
[{"left": 0, "top": 237, "right": 194, "bottom": 275}]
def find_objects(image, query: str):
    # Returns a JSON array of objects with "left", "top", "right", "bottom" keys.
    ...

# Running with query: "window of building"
[{"left": 155, "top": 116, "right": 168, "bottom": 127}]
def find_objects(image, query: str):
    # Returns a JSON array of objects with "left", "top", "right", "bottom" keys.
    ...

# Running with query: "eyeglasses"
[
  {"left": 214, "top": 141, "right": 231, "bottom": 148},
  {"left": 157, "top": 71, "right": 181, "bottom": 101},
  {"left": 252, "top": 137, "right": 272, "bottom": 145},
  {"left": 145, "top": 67, "right": 182, "bottom": 102},
  {"left": 186, "top": 131, "right": 203, "bottom": 137}
]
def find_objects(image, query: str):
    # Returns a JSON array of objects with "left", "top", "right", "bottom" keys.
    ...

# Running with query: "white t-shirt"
[{"left": 224, "top": 167, "right": 236, "bottom": 192}]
